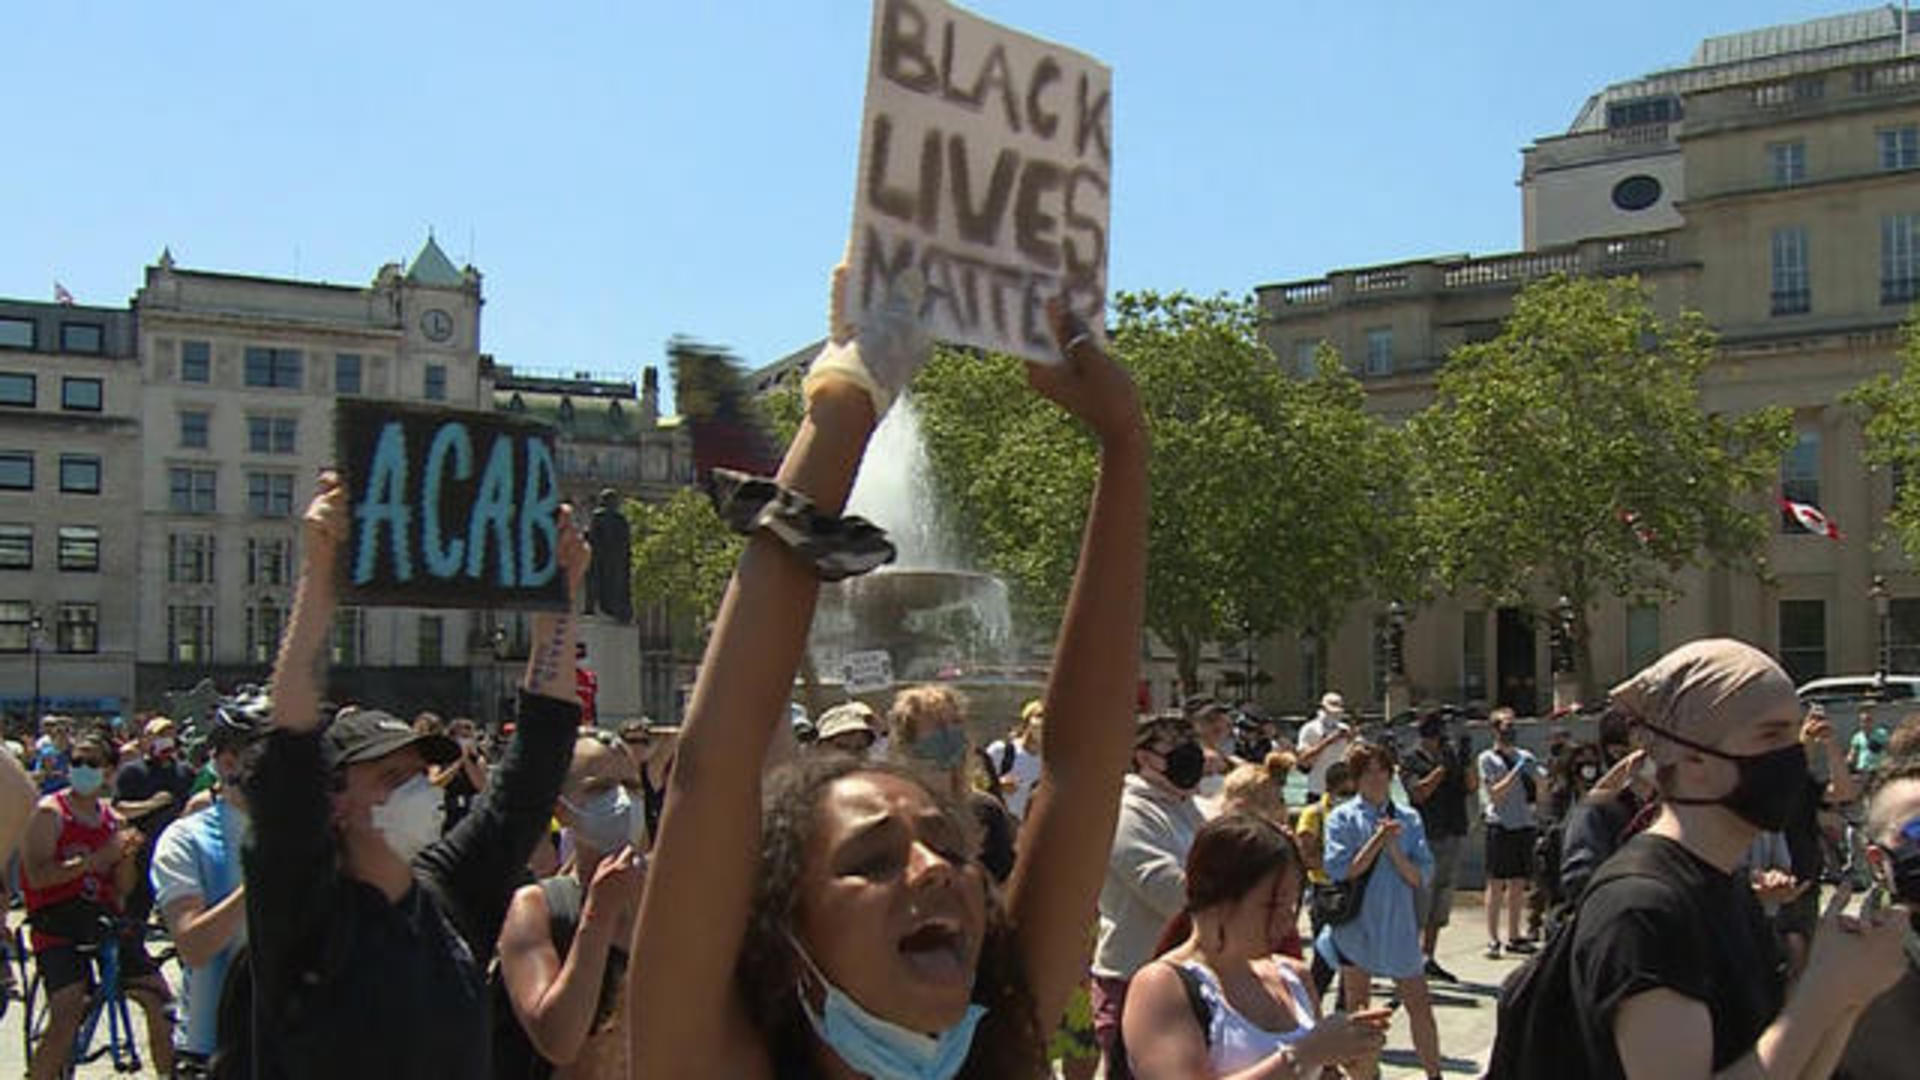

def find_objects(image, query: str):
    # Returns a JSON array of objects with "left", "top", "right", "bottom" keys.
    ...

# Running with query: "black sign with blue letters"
[{"left": 336, "top": 400, "right": 567, "bottom": 610}]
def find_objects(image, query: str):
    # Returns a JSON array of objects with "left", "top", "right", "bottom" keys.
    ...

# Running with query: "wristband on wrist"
[{"left": 707, "top": 470, "right": 896, "bottom": 582}]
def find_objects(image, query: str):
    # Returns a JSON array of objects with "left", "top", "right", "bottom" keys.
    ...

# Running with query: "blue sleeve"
[{"left": 1324, "top": 805, "right": 1363, "bottom": 882}]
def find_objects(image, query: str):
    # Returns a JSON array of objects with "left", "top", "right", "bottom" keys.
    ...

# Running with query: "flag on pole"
[
  {"left": 53, "top": 282, "right": 73, "bottom": 305},
  {"left": 1780, "top": 496, "right": 1841, "bottom": 540}
]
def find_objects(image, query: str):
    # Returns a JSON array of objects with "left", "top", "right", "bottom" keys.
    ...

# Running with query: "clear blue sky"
[{"left": 0, "top": 1, "right": 1856, "bottom": 405}]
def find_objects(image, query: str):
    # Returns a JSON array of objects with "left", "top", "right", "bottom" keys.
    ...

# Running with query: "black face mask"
[
  {"left": 1648, "top": 725, "right": 1810, "bottom": 831},
  {"left": 1161, "top": 740, "right": 1206, "bottom": 791}
]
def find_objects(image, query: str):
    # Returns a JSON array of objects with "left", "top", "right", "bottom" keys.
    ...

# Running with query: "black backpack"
[
  {"left": 1484, "top": 840, "right": 1693, "bottom": 1080},
  {"left": 1108, "top": 963, "right": 1213, "bottom": 1080}
]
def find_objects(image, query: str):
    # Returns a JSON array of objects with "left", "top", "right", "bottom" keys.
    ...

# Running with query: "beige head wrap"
[{"left": 1610, "top": 638, "right": 1799, "bottom": 760}]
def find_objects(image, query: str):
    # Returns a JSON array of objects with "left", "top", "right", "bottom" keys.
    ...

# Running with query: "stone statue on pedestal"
[{"left": 584, "top": 488, "right": 633, "bottom": 623}]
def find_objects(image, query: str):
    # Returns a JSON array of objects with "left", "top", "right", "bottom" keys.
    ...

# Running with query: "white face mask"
[{"left": 369, "top": 774, "right": 444, "bottom": 863}]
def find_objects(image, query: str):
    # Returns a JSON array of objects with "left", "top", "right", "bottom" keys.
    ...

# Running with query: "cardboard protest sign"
[
  {"left": 840, "top": 649, "right": 896, "bottom": 694},
  {"left": 849, "top": 0, "right": 1111, "bottom": 365},
  {"left": 335, "top": 400, "right": 568, "bottom": 611}
]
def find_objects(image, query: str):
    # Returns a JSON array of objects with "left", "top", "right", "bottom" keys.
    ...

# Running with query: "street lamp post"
[
  {"left": 491, "top": 623, "right": 509, "bottom": 731},
  {"left": 1384, "top": 600, "right": 1410, "bottom": 721},
  {"left": 28, "top": 611, "right": 44, "bottom": 726},
  {"left": 1872, "top": 575, "right": 1891, "bottom": 680}
]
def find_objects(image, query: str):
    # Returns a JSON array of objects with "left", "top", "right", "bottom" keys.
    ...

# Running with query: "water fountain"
[{"left": 806, "top": 396, "right": 1043, "bottom": 741}]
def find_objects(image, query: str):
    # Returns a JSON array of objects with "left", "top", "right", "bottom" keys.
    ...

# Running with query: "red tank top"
[{"left": 24, "top": 790, "right": 122, "bottom": 950}]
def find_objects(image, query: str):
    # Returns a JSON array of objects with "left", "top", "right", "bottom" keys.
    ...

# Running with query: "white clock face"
[{"left": 422, "top": 309, "right": 454, "bottom": 342}]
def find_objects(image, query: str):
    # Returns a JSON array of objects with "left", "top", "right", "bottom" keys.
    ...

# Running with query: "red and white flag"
[
  {"left": 1780, "top": 496, "right": 1841, "bottom": 540},
  {"left": 52, "top": 282, "right": 73, "bottom": 305}
]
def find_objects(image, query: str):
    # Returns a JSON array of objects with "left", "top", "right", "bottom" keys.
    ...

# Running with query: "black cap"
[{"left": 322, "top": 709, "right": 459, "bottom": 771}]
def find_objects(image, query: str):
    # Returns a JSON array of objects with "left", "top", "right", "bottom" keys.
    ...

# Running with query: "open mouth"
[{"left": 897, "top": 918, "right": 970, "bottom": 985}]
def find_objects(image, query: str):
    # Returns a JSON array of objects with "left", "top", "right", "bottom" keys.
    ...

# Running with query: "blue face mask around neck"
[{"left": 789, "top": 933, "right": 986, "bottom": 1080}]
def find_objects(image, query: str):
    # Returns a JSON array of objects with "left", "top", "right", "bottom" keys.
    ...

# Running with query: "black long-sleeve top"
[{"left": 225, "top": 690, "right": 578, "bottom": 1079}]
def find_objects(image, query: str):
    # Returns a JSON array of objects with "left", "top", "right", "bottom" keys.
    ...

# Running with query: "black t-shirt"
[
  {"left": 114, "top": 755, "right": 196, "bottom": 833},
  {"left": 1835, "top": 930, "right": 1920, "bottom": 1080},
  {"left": 1570, "top": 834, "right": 1785, "bottom": 1080},
  {"left": 1403, "top": 742, "right": 1469, "bottom": 839}
]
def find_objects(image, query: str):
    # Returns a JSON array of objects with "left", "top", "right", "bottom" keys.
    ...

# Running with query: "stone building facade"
[
  {"left": 1256, "top": 8, "right": 1920, "bottom": 714},
  {"left": 0, "top": 301, "right": 142, "bottom": 725}
]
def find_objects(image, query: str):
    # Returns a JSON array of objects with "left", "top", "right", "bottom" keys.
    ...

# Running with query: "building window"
[
  {"left": 246, "top": 601, "right": 285, "bottom": 664},
  {"left": 0, "top": 319, "right": 33, "bottom": 350},
  {"left": 0, "top": 525, "right": 29, "bottom": 570},
  {"left": 0, "top": 453, "right": 31, "bottom": 491},
  {"left": 1297, "top": 634, "right": 1322, "bottom": 702},
  {"left": 1754, "top": 77, "right": 1825, "bottom": 108},
  {"left": 418, "top": 614, "right": 444, "bottom": 666},
  {"left": 332, "top": 607, "right": 364, "bottom": 666},
  {"left": 335, "top": 353, "right": 362, "bottom": 395},
  {"left": 1294, "top": 340, "right": 1320, "bottom": 377},
  {"left": 1770, "top": 227, "right": 1810, "bottom": 315},
  {"left": 247, "top": 416, "right": 297, "bottom": 455},
  {"left": 1606, "top": 96, "right": 1677, "bottom": 128},
  {"left": 0, "top": 601, "right": 31, "bottom": 652},
  {"left": 1767, "top": 140, "right": 1806, "bottom": 186},
  {"left": 169, "top": 467, "right": 216, "bottom": 514},
  {"left": 1462, "top": 610, "right": 1488, "bottom": 702},
  {"left": 58, "top": 455, "right": 101, "bottom": 495},
  {"left": 168, "top": 533, "right": 214, "bottom": 584},
  {"left": 60, "top": 377, "right": 102, "bottom": 412},
  {"left": 1364, "top": 328, "right": 1394, "bottom": 377},
  {"left": 59, "top": 323, "right": 103, "bottom": 355},
  {"left": 424, "top": 364, "right": 447, "bottom": 402},
  {"left": 56, "top": 603, "right": 97, "bottom": 654},
  {"left": 247, "top": 537, "right": 291, "bottom": 586},
  {"left": 179, "top": 411, "right": 209, "bottom": 449},
  {"left": 180, "top": 341, "right": 210, "bottom": 384},
  {"left": 1778, "top": 599, "right": 1826, "bottom": 685},
  {"left": 1882, "top": 213, "right": 1920, "bottom": 306},
  {"left": 57, "top": 526, "right": 99, "bottom": 572},
  {"left": 167, "top": 604, "right": 214, "bottom": 664},
  {"left": 1781, "top": 431, "right": 1820, "bottom": 531},
  {"left": 1626, "top": 605, "right": 1661, "bottom": 672},
  {"left": 1880, "top": 126, "right": 1920, "bottom": 171},
  {"left": 1890, "top": 598, "right": 1920, "bottom": 674},
  {"left": 0, "top": 373, "right": 34, "bottom": 407},
  {"left": 243, "top": 346, "right": 303, "bottom": 390},
  {"left": 247, "top": 472, "right": 294, "bottom": 518}
]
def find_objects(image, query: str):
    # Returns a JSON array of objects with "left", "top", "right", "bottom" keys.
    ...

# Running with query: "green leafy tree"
[
  {"left": 626, "top": 488, "right": 744, "bottom": 649},
  {"left": 913, "top": 291, "right": 1410, "bottom": 691},
  {"left": 1847, "top": 317, "right": 1920, "bottom": 555},
  {"left": 1408, "top": 275, "right": 1793, "bottom": 697}
]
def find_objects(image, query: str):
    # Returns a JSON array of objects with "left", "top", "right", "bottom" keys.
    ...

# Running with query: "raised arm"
[
  {"left": 416, "top": 511, "right": 588, "bottom": 958},
  {"left": 630, "top": 268, "right": 889, "bottom": 1075},
  {"left": 1004, "top": 299, "right": 1150, "bottom": 1026},
  {"left": 244, "top": 472, "right": 351, "bottom": 1005}
]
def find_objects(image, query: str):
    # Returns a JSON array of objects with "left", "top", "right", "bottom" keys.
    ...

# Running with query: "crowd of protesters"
[{"left": 0, "top": 267, "right": 1909, "bottom": 1080}]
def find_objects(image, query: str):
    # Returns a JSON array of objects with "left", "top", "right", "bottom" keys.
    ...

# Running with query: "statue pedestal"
[
  {"left": 1385, "top": 675, "right": 1411, "bottom": 723},
  {"left": 1552, "top": 672, "right": 1582, "bottom": 713},
  {"left": 578, "top": 617, "right": 643, "bottom": 730}
]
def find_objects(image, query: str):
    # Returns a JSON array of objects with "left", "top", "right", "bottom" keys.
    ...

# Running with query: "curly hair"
[{"left": 734, "top": 752, "right": 1047, "bottom": 1079}]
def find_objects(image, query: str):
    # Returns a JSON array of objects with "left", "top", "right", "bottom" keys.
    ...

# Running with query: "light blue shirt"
[
  {"left": 1318, "top": 796, "right": 1432, "bottom": 980},
  {"left": 1479, "top": 746, "right": 1541, "bottom": 829},
  {"left": 151, "top": 800, "right": 247, "bottom": 1057}
]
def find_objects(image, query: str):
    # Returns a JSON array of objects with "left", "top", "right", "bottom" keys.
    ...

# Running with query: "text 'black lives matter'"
[
  {"left": 849, "top": 0, "right": 1112, "bottom": 365},
  {"left": 336, "top": 400, "right": 567, "bottom": 611}
]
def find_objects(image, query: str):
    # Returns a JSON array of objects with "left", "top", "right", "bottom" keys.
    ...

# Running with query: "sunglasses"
[{"left": 70, "top": 758, "right": 108, "bottom": 769}]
